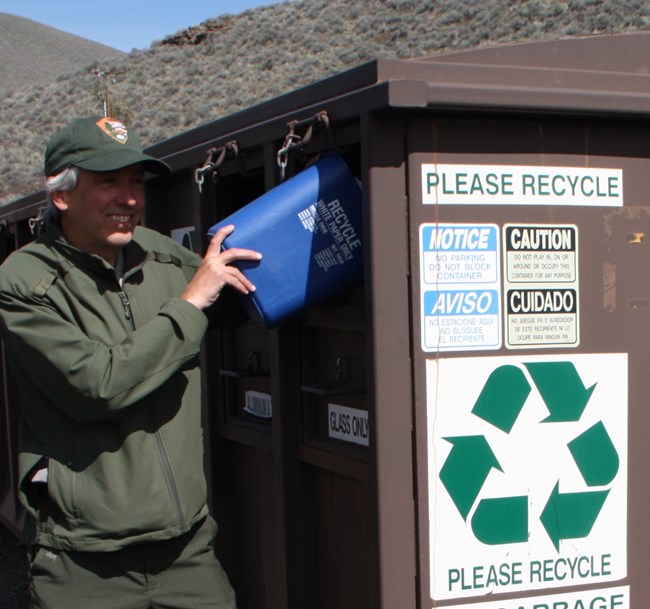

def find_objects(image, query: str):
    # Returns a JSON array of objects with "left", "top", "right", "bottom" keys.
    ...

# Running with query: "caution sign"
[
  {"left": 427, "top": 354, "right": 627, "bottom": 601},
  {"left": 504, "top": 224, "right": 579, "bottom": 349},
  {"left": 420, "top": 224, "right": 501, "bottom": 352}
]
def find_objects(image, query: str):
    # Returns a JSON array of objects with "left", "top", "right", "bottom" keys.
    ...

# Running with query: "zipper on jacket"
[
  {"left": 118, "top": 290, "right": 132, "bottom": 322},
  {"left": 154, "top": 432, "right": 187, "bottom": 533}
]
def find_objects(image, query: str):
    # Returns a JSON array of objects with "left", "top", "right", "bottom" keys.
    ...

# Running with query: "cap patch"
[{"left": 96, "top": 117, "right": 129, "bottom": 144}]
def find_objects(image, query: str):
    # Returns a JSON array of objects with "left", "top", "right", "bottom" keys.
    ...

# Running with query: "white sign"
[
  {"left": 328, "top": 403, "right": 369, "bottom": 446},
  {"left": 170, "top": 225, "right": 198, "bottom": 252},
  {"left": 504, "top": 224, "right": 579, "bottom": 349},
  {"left": 442, "top": 586, "right": 629, "bottom": 609},
  {"left": 420, "top": 224, "right": 501, "bottom": 352},
  {"left": 244, "top": 391, "right": 272, "bottom": 418},
  {"left": 422, "top": 164, "right": 623, "bottom": 207},
  {"left": 427, "top": 354, "right": 627, "bottom": 601}
]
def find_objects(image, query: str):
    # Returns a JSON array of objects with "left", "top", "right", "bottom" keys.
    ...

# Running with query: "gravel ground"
[{"left": 0, "top": 523, "right": 29, "bottom": 609}]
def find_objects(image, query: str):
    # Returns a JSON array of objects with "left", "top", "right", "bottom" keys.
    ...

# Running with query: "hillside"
[
  {"left": 0, "top": 13, "right": 124, "bottom": 95},
  {"left": 1, "top": 0, "right": 649, "bottom": 205}
]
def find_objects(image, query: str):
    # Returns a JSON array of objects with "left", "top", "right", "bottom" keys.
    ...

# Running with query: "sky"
[{"left": 0, "top": 0, "right": 287, "bottom": 52}]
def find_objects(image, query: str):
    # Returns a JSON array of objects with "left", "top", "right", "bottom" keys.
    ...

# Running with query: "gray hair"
[{"left": 42, "top": 166, "right": 80, "bottom": 225}]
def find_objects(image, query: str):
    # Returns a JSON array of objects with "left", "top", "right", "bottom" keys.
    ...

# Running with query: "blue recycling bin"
[{"left": 208, "top": 152, "right": 364, "bottom": 327}]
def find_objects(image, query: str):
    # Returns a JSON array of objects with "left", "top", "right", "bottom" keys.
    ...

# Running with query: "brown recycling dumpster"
[{"left": 2, "top": 30, "right": 650, "bottom": 609}]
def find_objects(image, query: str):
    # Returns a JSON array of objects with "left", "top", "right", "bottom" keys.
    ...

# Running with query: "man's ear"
[{"left": 50, "top": 190, "right": 69, "bottom": 212}]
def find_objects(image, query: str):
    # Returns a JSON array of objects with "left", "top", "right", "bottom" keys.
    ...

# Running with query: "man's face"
[{"left": 53, "top": 165, "right": 146, "bottom": 264}]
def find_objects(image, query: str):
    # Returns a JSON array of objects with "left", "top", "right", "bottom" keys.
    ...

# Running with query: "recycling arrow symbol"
[{"left": 439, "top": 361, "right": 619, "bottom": 551}]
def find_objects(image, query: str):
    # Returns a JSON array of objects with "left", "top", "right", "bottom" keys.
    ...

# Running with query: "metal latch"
[{"left": 195, "top": 140, "right": 239, "bottom": 193}]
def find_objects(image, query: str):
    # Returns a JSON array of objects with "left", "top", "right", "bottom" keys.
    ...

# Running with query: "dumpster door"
[{"left": 408, "top": 114, "right": 643, "bottom": 609}]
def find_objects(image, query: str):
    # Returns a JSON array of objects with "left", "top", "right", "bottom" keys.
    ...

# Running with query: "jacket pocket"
[{"left": 47, "top": 459, "right": 83, "bottom": 527}]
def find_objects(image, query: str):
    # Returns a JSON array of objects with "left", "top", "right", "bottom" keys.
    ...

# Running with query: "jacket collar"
[{"left": 43, "top": 222, "right": 149, "bottom": 277}]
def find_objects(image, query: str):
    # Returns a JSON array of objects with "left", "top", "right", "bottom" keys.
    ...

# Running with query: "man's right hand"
[{"left": 181, "top": 225, "right": 262, "bottom": 311}]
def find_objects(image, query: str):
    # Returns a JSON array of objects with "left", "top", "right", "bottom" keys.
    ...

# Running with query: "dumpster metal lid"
[
  {"left": 368, "top": 32, "right": 650, "bottom": 117},
  {"left": 151, "top": 32, "right": 650, "bottom": 168},
  {"left": 413, "top": 31, "right": 650, "bottom": 76}
]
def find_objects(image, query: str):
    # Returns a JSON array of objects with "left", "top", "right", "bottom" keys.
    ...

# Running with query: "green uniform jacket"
[{"left": 0, "top": 224, "right": 212, "bottom": 552}]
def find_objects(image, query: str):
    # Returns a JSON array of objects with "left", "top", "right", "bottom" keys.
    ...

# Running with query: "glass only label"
[
  {"left": 328, "top": 403, "right": 369, "bottom": 447},
  {"left": 422, "top": 164, "right": 623, "bottom": 207}
]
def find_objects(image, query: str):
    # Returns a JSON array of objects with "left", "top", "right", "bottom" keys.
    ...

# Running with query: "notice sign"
[
  {"left": 420, "top": 224, "right": 501, "bottom": 352},
  {"left": 505, "top": 224, "right": 579, "bottom": 349},
  {"left": 421, "top": 164, "right": 623, "bottom": 207},
  {"left": 427, "top": 354, "right": 627, "bottom": 602}
]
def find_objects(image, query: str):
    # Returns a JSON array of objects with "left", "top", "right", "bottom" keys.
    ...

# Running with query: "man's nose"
[{"left": 118, "top": 182, "right": 139, "bottom": 205}]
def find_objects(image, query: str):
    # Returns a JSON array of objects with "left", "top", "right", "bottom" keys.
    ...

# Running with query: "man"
[{"left": 0, "top": 116, "right": 261, "bottom": 609}]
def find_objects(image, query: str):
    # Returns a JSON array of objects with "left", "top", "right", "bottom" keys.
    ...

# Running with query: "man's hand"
[{"left": 181, "top": 225, "right": 262, "bottom": 310}]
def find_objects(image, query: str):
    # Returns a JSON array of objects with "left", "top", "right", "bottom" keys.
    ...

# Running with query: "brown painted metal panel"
[
  {"left": 408, "top": 113, "right": 647, "bottom": 607},
  {"left": 0, "top": 228, "right": 31, "bottom": 536},
  {"left": 313, "top": 468, "right": 373, "bottom": 609},
  {"left": 191, "top": 135, "right": 377, "bottom": 609},
  {"left": 0, "top": 342, "right": 23, "bottom": 536},
  {"left": 362, "top": 110, "right": 417, "bottom": 609}
]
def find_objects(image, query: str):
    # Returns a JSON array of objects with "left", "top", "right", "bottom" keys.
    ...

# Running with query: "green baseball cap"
[{"left": 44, "top": 116, "right": 171, "bottom": 177}]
